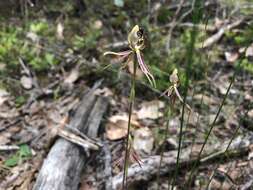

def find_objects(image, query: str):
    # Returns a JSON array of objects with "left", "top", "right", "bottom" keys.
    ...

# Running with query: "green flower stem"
[
  {"left": 171, "top": 93, "right": 187, "bottom": 189},
  {"left": 122, "top": 55, "right": 137, "bottom": 190},
  {"left": 157, "top": 104, "right": 171, "bottom": 190}
]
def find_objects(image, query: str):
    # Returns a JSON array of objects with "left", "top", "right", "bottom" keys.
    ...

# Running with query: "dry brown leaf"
[
  {"left": 0, "top": 63, "right": 6, "bottom": 70},
  {"left": 106, "top": 120, "right": 128, "bottom": 140},
  {"left": 93, "top": 20, "right": 103, "bottom": 30},
  {"left": 133, "top": 127, "right": 154, "bottom": 155},
  {"left": 248, "top": 109, "right": 253, "bottom": 119},
  {"left": 0, "top": 132, "right": 11, "bottom": 145},
  {"left": 244, "top": 91, "right": 253, "bottom": 101},
  {"left": 246, "top": 44, "right": 253, "bottom": 57},
  {"left": 184, "top": 111, "right": 199, "bottom": 126},
  {"left": 214, "top": 17, "right": 225, "bottom": 28},
  {"left": 106, "top": 113, "right": 140, "bottom": 140},
  {"left": 217, "top": 79, "right": 231, "bottom": 95},
  {"left": 64, "top": 68, "right": 79, "bottom": 84},
  {"left": 108, "top": 113, "right": 140, "bottom": 127},
  {"left": 0, "top": 108, "right": 19, "bottom": 119},
  {"left": 248, "top": 144, "right": 253, "bottom": 160},
  {"left": 135, "top": 100, "right": 164, "bottom": 120},
  {"left": 20, "top": 76, "right": 33, "bottom": 90},
  {"left": 26, "top": 32, "right": 39, "bottom": 42},
  {"left": 239, "top": 47, "right": 246, "bottom": 53},
  {"left": 56, "top": 22, "right": 64, "bottom": 40},
  {"left": 225, "top": 52, "right": 239, "bottom": 63},
  {"left": 209, "top": 178, "right": 233, "bottom": 190},
  {"left": 48, "top": 108, "right": 63, "bottom": 124},
  {"left": 0, "top": 89, "right": 9, "bottom": 106},
  {"left": 194, "top": 94, "right": 217, "bottom": 105}
]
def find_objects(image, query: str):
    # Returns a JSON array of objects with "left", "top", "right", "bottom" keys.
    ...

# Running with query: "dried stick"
[
  {"left": 111, "top": 134, "right": 253, "bottom": 189},
  {"left": 202, "top": 19, "right": 243, "bottom": 48}
]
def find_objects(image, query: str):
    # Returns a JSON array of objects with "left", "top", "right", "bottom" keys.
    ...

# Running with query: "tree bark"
[{"left": 33, "top": 86, "right": 108, "bottom": 190}]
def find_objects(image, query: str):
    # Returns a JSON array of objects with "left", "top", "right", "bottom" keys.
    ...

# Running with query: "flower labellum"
[
  {"left": 103, "top": 25, "right": 156, "bottom": 87},
  {"left": 162, "top": 69, "right": 192, "bottom": 111}
]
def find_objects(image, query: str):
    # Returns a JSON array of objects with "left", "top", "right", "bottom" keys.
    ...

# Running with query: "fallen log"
[
  {"left": 33, "top": 85, "right": 108, "bottom": 190},
  {"left": 112, "top": 134, "right": 253, "bottom": 189}
]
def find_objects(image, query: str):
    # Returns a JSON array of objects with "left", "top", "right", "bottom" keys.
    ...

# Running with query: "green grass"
[
  {"left": 4, "top": 144, "right": 32, "bottom": 167},
  {"left": 0, "top": 22, "right": 59, "bottom": 73}
]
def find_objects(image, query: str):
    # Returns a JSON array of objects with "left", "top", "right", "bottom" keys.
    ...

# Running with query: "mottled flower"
[
  {"left": 104, "top": 25, "right": 156, "bottom": 87},
  {"left": 114, "top": 136, "right": 143, "bottom": 168},
  {"left": 162, "top": 69, "right": 191, "bottom": 111}
]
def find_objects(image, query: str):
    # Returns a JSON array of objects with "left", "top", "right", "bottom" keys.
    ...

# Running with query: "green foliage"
[
  {"left": 15, "top": 96, "right": 26, "bottom": 107},
  {"left": 45, "top": 0, "right": 75, "bottom": 13},
  {"left": 225, "top": 24, "right": 253, "bottom": 46},
  {"left": 4, "top": 155, "right": 19, "bottom": 167},
  {"left": 0, "top": 23, "right": 59, "bottom": 73},
  {"left": 30, "top": 21, "right": 49, "bottom": 35},
  {"left": 19, "top": 144, "right": 32, "bottom": 157},
  {"left": 240, "top": 58, "right": 253, "bottom": 74},
  {"left": 157, "top": 7, "right": 172, "bottom": 24},
  {"left": 4, "top": 144, "right": 32, "bottom": 167},
  {"left": 72, "top": 22, "right": 102, "bottom": 52},
  {"left": 220, "top": 0, "right": 253, "bottom": 15},
  {"left": 0, "top": 27, "right": 20, "bottom": 66}
]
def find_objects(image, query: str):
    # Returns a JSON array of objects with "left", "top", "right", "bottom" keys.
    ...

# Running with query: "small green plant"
[
  {"left": 30, "top": 21, "right": 49, "bottom": 35},
  {"left": 72, "top": 23, "right": 102, "bottom": 52},
  {"left": 240, "top": 58, "right": 253, "bottom": 74},
  {"left": 0, "top": 26, "right": 21, "bottom": 68},
  {"left": 4, "top": 144, "right": 32, "bottom": 167},
  {"left": 225, "top": 23, "right": 253, "bottom": 46},
  {"left": 15, "top": 96, "right": 27, "bottom": 107},
  {"left": 0, "top": 24, "right": 60, "bottom": 73}
]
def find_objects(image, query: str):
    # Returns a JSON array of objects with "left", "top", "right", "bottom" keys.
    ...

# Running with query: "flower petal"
[
  {"left": 160, "top": 86, "right": 173, "bottom": 97},
  {"left": 174, "top": 86, "right": 192, "bottom": 111},
  {"left": 103, "top": 50, "right": 132, "bottom": 57},
  {"left": 136, "top": 50, "right": 156, "bottom": 87}
]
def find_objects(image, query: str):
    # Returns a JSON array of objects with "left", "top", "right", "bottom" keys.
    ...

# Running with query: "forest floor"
[{"left": 0, "top": 0, "right": 253, "bottom": 189}]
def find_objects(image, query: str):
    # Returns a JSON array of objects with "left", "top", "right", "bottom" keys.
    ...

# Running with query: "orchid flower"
[
  {"left": 114, "top": 135, "right": 143, "bottom": 168},
  {"left": 104, "top": 25, "right": 156, "bottom": 87},
  {"left": 162, "top": 69, "right": 192, "bottom": 111}
]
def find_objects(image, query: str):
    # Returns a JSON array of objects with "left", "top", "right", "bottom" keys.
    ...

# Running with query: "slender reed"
[
  {"left": 186, "top": 76, "right": 234, "bottom": 187},
  {"left": 205, "top": 109, "right": 249, "bottom": 189},
  {"left": 122, "top": 59, "right": 137, "bottom": 189},
  {"left": 157, "top": 105, "right": 171, "bottom": 189},
  {"left": 186, "top": 56, "right": 243, "bottom": 188}
]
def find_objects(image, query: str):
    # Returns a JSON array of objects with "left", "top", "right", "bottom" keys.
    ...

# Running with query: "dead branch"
[
  {"left": 202, "top": 19, "right": 244, "bottom": 48},
  {"left": 103, "top": 140, "right": 113, "bottom": 190},
  {"left": 166, "top": 0, "right": 185, "bottom": 52},
  {"left": 112, "top": 134, "right": 253, "bottom": 189},
  {"left": 0, "top": 145, "right": 19, "bottom": 151},
  {"left": 33, "top": 84, "right": 109, "bottom": 190}
]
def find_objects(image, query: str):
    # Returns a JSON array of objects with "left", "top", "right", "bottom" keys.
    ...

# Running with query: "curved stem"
[{"left": 122, "top": 54, "right": 137, "bottom": 190}]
